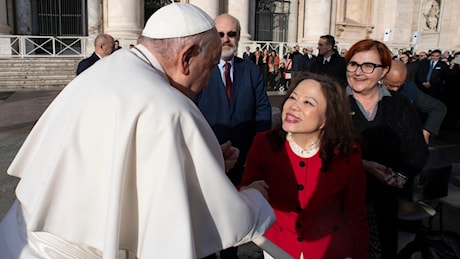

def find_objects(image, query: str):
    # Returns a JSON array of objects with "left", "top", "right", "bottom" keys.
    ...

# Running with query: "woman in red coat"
[{"left": 240, "top": 72, "right": 369, "bottom": 258}]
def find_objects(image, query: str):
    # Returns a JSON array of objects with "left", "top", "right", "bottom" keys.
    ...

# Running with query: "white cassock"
[{"left": 0, "top": 45, "right": 275, "bottom": 258}]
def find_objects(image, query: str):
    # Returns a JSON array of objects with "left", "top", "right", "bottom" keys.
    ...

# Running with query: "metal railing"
[
  {"left": 240, "top": 40, "right": 296, "bottom": 59},
  {"left": 0, "top": 35, "right": 87, "bottom": 58},
  {"left": 0, "top": 35, "right": 298, "bottom": 59}
]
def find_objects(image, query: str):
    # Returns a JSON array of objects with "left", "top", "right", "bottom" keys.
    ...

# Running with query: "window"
[
  {"left": 255, "top": 0, "right": 290, "bottom": 42},
  {"left": 36, "top": 0, "right": 86, "bottom": 36}
]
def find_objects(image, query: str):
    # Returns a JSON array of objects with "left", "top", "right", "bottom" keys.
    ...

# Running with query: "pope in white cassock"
[{"left": 0, "top": 3, "right": 275, "bottom": 258}]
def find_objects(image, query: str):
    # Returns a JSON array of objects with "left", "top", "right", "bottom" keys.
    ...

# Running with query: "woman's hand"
[{"left": 362, "top": 160, "right": 406, "bottom": 189}]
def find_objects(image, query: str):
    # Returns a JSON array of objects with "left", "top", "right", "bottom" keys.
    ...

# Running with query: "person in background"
[
  {"left": 268, "top": 49, "right": 280, "bottom": 90},
  {"left": 254, "top": 48, "right": 263, "bottom": 68},
  {"left": 243, "top": 45, "right": 254, "bottom": 63},
  {"left": 0, "top": 4, "right": 275, "bottom": 258},
  {"left": 284, "top": 47, "right": 294, "bottom": 61},
  {"left": 441, "top": 50, "right": 451, "bottom": 64},
  {"left": 345, "top": 39, "right": 429, "bottom": 258},
  {"left": 393, "top": 48, "right": 405, "bottom": 60},
  {"left": 260, "top": 48, "right": 270, "bottom": 88},
  {"left": 240, "top": 72, "right": 369, "bottom": 258},
  {"left": 310, "top": 35, "right": 347, "bottom": 87},
  {"left": 383, "top": 60, "right": 447, "bottom": 144},
  {"left": 415, "top": 49, "right": 448, "bottom": 99},
  {"left": 76, "top": 34, "right": 115, "bottom": 75},
  {"left": 442, "top": 51, "right": 460, "bottom": 129},
  {"left": 418, "top": 51, "right": 428, "bottom": 61},
  {"left": 398, "top": 50, "right": 412, "bottom": 64},
  {"left": 194, "top": 13, "right": 272, "bottom": 258},
  {"left": 276, "top": 60, "right": 287, "bottom": 90},
  {"left": 400, "top": 50, "right": 420, "bottom": 84},
  {"left": 303, "top": 47, "right": 317, "bottom": 72},
  {"left": 340, "top": 48, "right": 348, "bottom": 58},
  {"left": 113, "top": 39, "right": 122, "bottom": 51},
  {"left": 290, "top": 44, "right": 305, "bottom": 79},
  {"left": 284, "top": 56, "right": 293, "bottom": 89}
]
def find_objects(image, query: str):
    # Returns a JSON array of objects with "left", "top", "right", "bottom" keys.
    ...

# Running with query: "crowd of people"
[
  {"left": 1, "top": 2, "right": 459, "bottom": 259},
  {"left": 242, "top": 36, "right": 459, "bottom": 133}
]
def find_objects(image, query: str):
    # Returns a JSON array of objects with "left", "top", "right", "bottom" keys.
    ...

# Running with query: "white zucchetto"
[{"left": 142, "top": 3, "right": 215, "bottom": 39}]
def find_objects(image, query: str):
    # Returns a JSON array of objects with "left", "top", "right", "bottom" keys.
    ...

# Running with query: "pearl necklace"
[{"left": 286, "top": 133, "right": 320, "bottom": 158}]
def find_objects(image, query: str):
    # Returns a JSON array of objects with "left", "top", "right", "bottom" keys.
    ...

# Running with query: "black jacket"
[
  {"left": 310, "top": 53, "right": 347, "bottom": 87},
  {"left": 76, "top": 52, "right": 100, "bottom": 75}
]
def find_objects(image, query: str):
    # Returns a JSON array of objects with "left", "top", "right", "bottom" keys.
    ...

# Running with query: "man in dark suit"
[
  {"left": 242, "top": 45, "right": 254, "bottom": 63},
  {"left": 76, "top": 34, "right": 115, "bottom": 75},
  {"left": 302, "top": 47, "right": 317, "bottom": 72},
  {"left": 194, "top": 14, "right": 272, "bottom": 258},
  {"left": 310, "top": 35, "right": 347, "bottom": 87},
  {"left": 415, "top": 49, "right": 448, "bottom": 99},
  {"left": 290, "top": 44, "right": 305, "bottom": 79},
  {"left": 384, "top": 60, "right": 447, "bottom": 144}
]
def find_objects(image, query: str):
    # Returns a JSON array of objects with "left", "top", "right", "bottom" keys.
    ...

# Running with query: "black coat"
[
  {"left": 415, "top": 59, "right": 448, "bottom": 98},
  {"left": 76, "top": 52, "right": 100, "bottom": 75},
  {"left": 310, "top": 53, "right": 347, "bottom": 87}
]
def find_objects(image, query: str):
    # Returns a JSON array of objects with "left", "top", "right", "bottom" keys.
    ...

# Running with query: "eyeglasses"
[
  {"left": 346, "top": 61, "right": 384, "bottom": 74},
  {"left": 219, "top": 31, "right": 237, "bottom": 38}
]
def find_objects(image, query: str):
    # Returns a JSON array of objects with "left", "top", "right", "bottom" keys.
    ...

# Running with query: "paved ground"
[{"left": 1, "top": 90, "right": 459, "bottom": 258}]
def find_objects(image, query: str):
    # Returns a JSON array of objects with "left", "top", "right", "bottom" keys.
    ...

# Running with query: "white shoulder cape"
[{"left": 0, "top": 47, "right": 275, "bottom": 258}]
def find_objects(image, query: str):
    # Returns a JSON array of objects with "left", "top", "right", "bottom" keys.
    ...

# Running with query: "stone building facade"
[{"left": 0, "top": 0, "right": 459, "bottom": 56}]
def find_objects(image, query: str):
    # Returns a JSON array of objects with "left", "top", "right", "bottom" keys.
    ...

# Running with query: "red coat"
[{"left": 240, "top": 132, "right": 369, "bottom": 258}]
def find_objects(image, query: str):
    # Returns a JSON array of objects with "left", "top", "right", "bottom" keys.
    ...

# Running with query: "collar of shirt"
[
  {"left": 346, "top": 84, "right": 391, "bottom": 99},
  {"left": 346, "top": 84, "right": 391, "bottom": 120},
  {"left": 323, "top": 56, "right": 331, "bottom": 64}
]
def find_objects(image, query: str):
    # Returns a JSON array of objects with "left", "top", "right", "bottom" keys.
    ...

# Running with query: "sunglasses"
[{"left": 219, "top": 31, "right": 238, "bottom": 38}]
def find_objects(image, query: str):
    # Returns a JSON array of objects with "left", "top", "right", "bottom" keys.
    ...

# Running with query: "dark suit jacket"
[
  {"left": 310, "top": 53, "right": 347, "bottom": 87},
  {"left": 415, "top": 59, "right": 448, "bottom": 98},
  {"left": 405, "top": 60, "right": 420, "bottom": 83},
  {"left": 243, "top": 51, "right": 254, "bottom": 63},
  {"left": 303, "top": 54, "right": 317, "bottom": 72},
  {"left": 195, "top": 57, "right": 272, "bottom": 185},
  {"left": 290, "top": 51, "right": 305, "bottom": 72},
  {"left": 76, "top": 52, "right": 100, "bottom": 75},
  {"left": 399, "top": 81, "right": 447, "bottom": 136}
]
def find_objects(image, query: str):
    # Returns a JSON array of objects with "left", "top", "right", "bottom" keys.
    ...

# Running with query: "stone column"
[
  {"left": 189, "top": 0, "right": 219, "bottom": 19},
  {"left": 0, "top": 0, "right": 11, "bottom": 34},
  {"left": 288, "top": 0, "right": 299, "bottom": 44},
  {"left": 228, "top": 0, "right": 251, "bottom": 41},
  {"left": 0, "top": 0, "right": 12, "bottom": 55},
  {"left": 104, "top": 0, "right": 143, "bottom": 39},
  {"left": 87, "top": 0, "right": 101, "bottom": 37},
  {"left": 303, "top": 0, "right": 331, "bottom": 44}
]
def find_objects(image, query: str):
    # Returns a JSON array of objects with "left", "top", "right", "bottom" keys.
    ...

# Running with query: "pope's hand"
[
  {"left": 221, "top": 141, "right": 240, "bottom": 173},
  {"left": 240, "top": 180, "right": 270, "bottom": 200}
]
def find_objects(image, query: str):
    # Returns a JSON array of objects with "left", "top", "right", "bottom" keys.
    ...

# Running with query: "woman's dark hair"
[{"left": 267, "top": 72, "right": 359, "bottom": 171}]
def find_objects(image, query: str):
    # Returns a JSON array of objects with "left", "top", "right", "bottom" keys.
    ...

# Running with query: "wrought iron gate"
[
  {"left": 36, "top": 0, "right": 86, "bottom": 36},
  {"left": 255, "top": 0, "right": 290, "bottom": 42}
]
